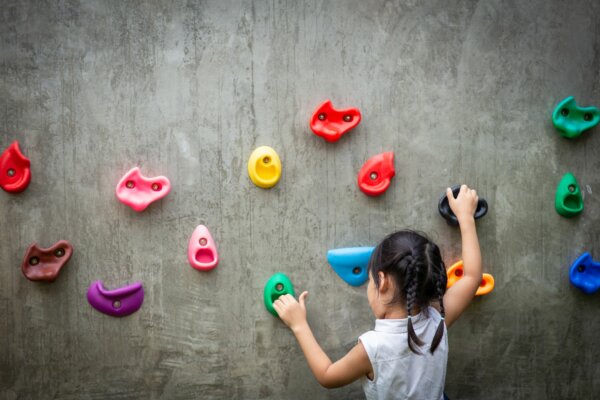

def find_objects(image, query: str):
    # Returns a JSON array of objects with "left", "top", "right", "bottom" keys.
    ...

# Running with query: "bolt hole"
[
  {"left": 113, "top": 300, "right": 121, "bottom": 309},
  {"left": 568, "top": 184, "right": 576, "bottom": 193},
  {"left": 343, "top": 115, "right": 353, "bottom": 122},
  {"left": 54, "top": 248, "right": 65, "bottom": 257},
  {"left": 560, "top": 108, "right": 569, "bottom": 117},
  {"left": 578, "top": 265, "right": 585, "bottom": 273},
  {"left": 318, "top": 113, "right": 326, "bottom": 121},
  {"left": 275, "top": 283, "right": 284, "bottom": 292},
  {"left": 199, "top": 238, "right": 207, "bottom": 246},
  {"left": 126, "top": 180, "right": 135, "bottom": 189},
  {"left": 7, "top": 168, "right": 15, "bottom": 177},
  {"left": 263, "top": 156, "right": 271, "bottom": 164},
  {"left": 352, "top": 267, "right": 362, "bottom": 275},
  {"left": 455, "top": 269, "right": 463, "bottom": 277},
  {"left": 29, "top": 256, "right": 40, "bottom": 266},
  {"left": 151, "top": 182, "right": 161, "bottom": 191},
  {"left": 370, "top": 172, "right": 378, "bottom": 180},
  {"left": 584, "top": 113, "right": 593, "bottom": 121}
]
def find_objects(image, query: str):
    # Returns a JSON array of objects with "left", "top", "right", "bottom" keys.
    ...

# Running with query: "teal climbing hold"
[
  {"left": 555, "top": 172, "right": 583, "bottom": 218},
  {"left": 552, "top": 96, "right": 600, "bottom": 139},
  {"left": 327, "top": 247, "right": 375, "bottom": 287},
  {"left": 263, "top": 272, "right": 295, "bottom": 317}
]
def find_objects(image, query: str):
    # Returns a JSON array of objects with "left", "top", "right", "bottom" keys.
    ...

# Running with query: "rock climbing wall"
[{"left": 1, "top": 1, "right": 599, "bottom": 399}]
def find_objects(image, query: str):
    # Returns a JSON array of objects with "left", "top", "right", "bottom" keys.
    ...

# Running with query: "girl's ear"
[{"left": 378, "top": 271, "right": 388, "bottom": 293}]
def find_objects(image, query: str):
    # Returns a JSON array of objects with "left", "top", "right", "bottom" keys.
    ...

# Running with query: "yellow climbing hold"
[{"left": 247, "top": 146, "right": 282, "bottom": 189}]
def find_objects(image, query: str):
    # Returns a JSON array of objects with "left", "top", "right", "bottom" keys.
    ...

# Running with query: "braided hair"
[{"left": 368, "top": 230, "right": 447, "bottom": 355}]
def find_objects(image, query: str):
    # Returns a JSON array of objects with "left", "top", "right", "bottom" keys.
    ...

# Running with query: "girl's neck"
[{"left": 379, "top": 305, "right": 414, "bottom": 319}]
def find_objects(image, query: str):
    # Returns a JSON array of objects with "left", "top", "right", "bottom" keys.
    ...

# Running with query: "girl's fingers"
[
  {"left": 286, "top": 294, "right": 296, "bottom": 302},
  {"left": 298, "top": 291, "right": 308, "bottom": 307},
  {"left": 446, "top": 188, "right": 455, "bottom": 204}
]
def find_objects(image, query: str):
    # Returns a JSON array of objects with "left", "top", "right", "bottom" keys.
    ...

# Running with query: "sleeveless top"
[{"left": 359, "top": 307, "right": 448, "bottom": 400}]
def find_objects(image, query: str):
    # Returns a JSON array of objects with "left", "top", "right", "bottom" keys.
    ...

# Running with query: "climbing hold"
[
  {"left": 188, "top": 225, "right": 219, "bottom": 271},
  {"left": 357, "top": 152, "right": 395, "bottom": 196},
  {"left": 263, "top": 272, "right": 295, "bottom": 317},
  {"left": 569, "top": 253, "right": 600, "bottom": 295},
  {"left": 446, "top": 260, "right": 494, "bottom": 296},
  {"left": 87, "top": 281, "right": 144, "bottom": 317},
  {"left": 115, "top": 167, "right": 171, "bottom": 212},
  {"left": 438, "top": 185, "right": 488, "bottom": 226},
  {"left": 0, "top": 141, "right": 31, "bottom": 193},
  {"left": 21, "top": 240, "right": 73, "bottom": 282},
  {"left": 555, "top": 172, "right": 583, "bottom": 218},
  {"left": 310, "top": 100, "right": 361, "bottom": 142},
  {"left": 247, "top": 146, "right": 282, "bottom": 189},
  {"left": 552, "top": 96, "right": 599, "bottom": 139},
  {"left": 327, "top": 247, "right": 374, "bottom": 287}
]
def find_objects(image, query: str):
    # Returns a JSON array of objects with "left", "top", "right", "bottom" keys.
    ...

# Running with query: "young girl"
[{"left": 274, "top": 185, "right": 482, "bottom": 399}]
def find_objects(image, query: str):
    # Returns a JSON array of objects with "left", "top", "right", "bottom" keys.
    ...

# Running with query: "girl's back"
[{"left": 360, "top": 307, "right": 447, "bottom": 400}]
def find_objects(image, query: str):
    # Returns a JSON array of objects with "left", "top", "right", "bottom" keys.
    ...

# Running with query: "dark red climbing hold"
[
  {"left": 21, "top": 240, "right": 73, "bottom": 282},
  {"left": 0, "top": 141, "right": 31, "bottom": 193},
  {"left": 310, "top": 100, "right": 361, "bottom": 142},
  {"left": 357, "top": 152, "right": 395, "bottom": 196}
]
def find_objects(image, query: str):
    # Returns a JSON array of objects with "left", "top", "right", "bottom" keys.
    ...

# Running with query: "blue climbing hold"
[
  {"left": 569, "top": 252, "right": 600, "bottom": 295},
  {"left": 327, "top": 247, "right": 375, "bottom": 287}
]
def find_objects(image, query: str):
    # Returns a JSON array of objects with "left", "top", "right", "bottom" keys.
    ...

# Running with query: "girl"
[{"left": 274, "top": 185, "right": 483, "bottom": 400}]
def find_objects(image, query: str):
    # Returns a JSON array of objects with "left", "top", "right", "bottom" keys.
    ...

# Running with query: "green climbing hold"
[
  {"left": 552, "top": 96, "right": 600, "bottom": 139},
  {"left": 555, "top": 172, "right": 583, "bottom": 218},
  {"left": 263, "top": 272, "right": 295, "bottom": 317}
]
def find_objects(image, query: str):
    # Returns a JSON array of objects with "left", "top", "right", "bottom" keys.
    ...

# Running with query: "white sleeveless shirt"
[{"left": 359, "top": 307, "right": 448, "bottom": 400}]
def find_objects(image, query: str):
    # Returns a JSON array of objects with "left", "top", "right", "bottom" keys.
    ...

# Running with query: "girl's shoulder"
[
  {"left": 358, "top": 330, "right": 379, "bottom": 361},
  {"left": 426, "top": 305, "right": 443, "bottom": 321}
]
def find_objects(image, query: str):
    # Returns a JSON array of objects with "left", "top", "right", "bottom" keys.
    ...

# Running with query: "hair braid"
[
  {"left": 406, "top": 256, "right": 424, "bottom": 354},
  {"left": 430, "top": 272, "right": 446, "bottom": 354}
]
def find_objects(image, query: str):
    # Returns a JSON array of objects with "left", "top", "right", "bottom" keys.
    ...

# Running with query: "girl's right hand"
[
  {"left": 446, "top": 185, "right": 479, "bottom": 222},
  {"left": 273, "top": 292, "right": 309, "bottom": 332}
]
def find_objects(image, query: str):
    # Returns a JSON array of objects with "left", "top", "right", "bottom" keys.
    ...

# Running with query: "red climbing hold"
[
  {"left": 0, "top": 141, "right": 31, "bottom": 193},
  {"left": 310, "top": 100, "right": 361, "bottom": 142},
  {"left": 357, "top": 152, "right": 395, "bottom": 196}
]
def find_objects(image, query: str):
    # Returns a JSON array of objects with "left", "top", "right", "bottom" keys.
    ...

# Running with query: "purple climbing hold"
[{"left": 87, "top": 280, "right": 144, "bottom": 317}]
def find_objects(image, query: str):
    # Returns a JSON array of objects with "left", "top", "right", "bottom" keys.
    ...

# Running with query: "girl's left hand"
[{"left": 273, "top": 292, "right": 309, "bottom": 331}]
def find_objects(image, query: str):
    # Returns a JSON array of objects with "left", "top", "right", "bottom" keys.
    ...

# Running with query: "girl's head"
[{"left": 367, "top": 230, "right": 447, "bottom": 354}]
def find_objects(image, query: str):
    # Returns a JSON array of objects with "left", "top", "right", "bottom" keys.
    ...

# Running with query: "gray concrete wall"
[{"left": 1, "top": 0, "right": 599, "bottom": 399}]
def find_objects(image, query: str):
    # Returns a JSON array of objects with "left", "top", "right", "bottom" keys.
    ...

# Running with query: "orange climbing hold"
[{"left": 446, "top": 260, "right": 494, "bottom": 296}]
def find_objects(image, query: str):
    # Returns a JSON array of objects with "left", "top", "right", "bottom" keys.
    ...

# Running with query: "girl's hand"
[
  {"left": 273, "top": 292, "right": 309, "bottom": 332},
  {"left": 447, "top": 184, "right": 479, "bottom": 222}
]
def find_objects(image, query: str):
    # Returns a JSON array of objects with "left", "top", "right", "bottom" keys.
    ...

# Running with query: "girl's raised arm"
[{"left": 442, "top": 185, "right": 483, "bottom": 328}]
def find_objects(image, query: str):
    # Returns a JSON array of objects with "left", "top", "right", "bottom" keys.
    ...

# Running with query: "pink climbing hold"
[
  {"left": 188, "top": 225, "right": 219, "bottom": 271},
  {"left": 115, "top": 167, "right": 171, "bottom": 212}
]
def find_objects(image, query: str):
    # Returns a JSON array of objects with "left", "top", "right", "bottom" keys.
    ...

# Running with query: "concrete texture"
[{"left": 1, "top": 0, "right": 599, "bottom": 399}]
